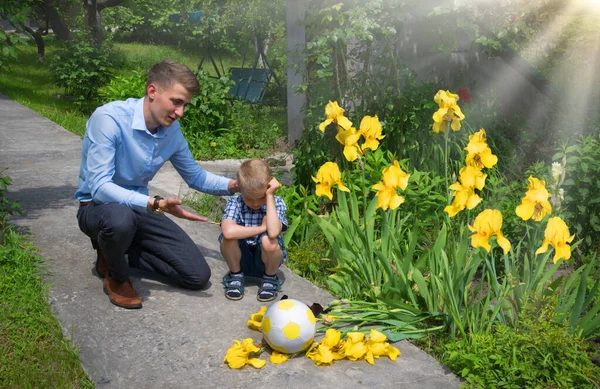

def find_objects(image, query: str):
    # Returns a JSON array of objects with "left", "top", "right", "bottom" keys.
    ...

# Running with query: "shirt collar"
[{"left": 132, "top": 97, "right": 168, "bottom": 138}]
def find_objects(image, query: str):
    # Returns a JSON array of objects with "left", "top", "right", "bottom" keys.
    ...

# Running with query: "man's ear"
[{"left": 147, "top": 83, "right": 158, "bottom": 99}]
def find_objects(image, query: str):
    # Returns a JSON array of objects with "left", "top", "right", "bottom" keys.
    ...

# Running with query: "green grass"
[
  {"left": 0, "top": 227, "right": 94, "bottom": 388},
  {"left": 0, "top": 43, "right": 89, "bottom": 137},
  {"left": 0, "top": 41, "right": 246, "bottom": 139},
  {"left": 112, "top": 43, "right": 242, "bottom": 77}
]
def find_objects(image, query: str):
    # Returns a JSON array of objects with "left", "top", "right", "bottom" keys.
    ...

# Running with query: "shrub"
[
  {"left": 0, "top": 169, "right": 21, "bottom": 233},
  {"left": 99, "top": 69, "right": 147, "bottom": 103},
  {"left": 286, "top": 237, "right": 332, "bottom": 288},
  {"left": 48, "top": 33, "right": 113, "bottom": 112},
  {"left": 442, "top": 298, "right": 600, "bottom": 389},
  {"left": 556, "top": 135, "right": 600, "bottom": 255},
  {"left": 179, "top": 71, "right": 234, "bottom": 136}
]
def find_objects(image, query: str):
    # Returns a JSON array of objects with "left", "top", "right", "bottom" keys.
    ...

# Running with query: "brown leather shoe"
[{"left": 103, "top": 276, "right": 142, "bottom": 309}]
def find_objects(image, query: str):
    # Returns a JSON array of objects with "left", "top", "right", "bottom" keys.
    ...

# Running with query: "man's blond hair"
[
  {"left": 237, "top": 159, "right": 271, "bottom": 193},
  {"left": 146, "top": 59, "right": 200, "bottom": 95}
]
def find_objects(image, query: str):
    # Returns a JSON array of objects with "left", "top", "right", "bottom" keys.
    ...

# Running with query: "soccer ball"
[{"left": 262, "top": 299, "right": 317, "bottom": 354}]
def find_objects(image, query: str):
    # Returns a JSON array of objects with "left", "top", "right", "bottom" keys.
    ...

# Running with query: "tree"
[
  {"left": 0, "top": 1, "right": 33, "bottom": 70},
  {"left": 83, "top": 0, "right": 125, "bottom": 45}
]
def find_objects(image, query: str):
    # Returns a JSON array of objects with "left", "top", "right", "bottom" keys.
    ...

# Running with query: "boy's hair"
[
  {"left": 146, "top": 59, "right": 200, "bottom": 95},
  {"left": 237, "top": 159, "right": 271, "bottom": 193}
]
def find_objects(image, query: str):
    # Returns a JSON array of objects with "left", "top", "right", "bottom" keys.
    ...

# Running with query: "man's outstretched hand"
[{"left": 161, "top": 198, "right": 208, "bottom": 222}]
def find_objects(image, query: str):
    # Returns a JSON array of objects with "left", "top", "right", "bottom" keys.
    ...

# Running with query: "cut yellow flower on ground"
[
  {"left": 269, "top": 351, "right": 290, "bottom": 364},
  {"left": 335, "top": 126, "right": 362, "bottom": 162},
  {"left": 469, "top": 209, "right": 511, "bottom": 254},
  {"left": 515, "top": 176, "right": 552, "bottom": 221},
  {"left": 432, "top": 90, "right": 465, "bottom": 133},
  {"left": 312, "top": 162, "right": 350, "bottom": 200},
  {"left": 343, "top": 332, "right": 368, "bottom": 361},
  {"left": 223, "top": 338, "right": 266, "bottom": 369},
  {"left": 372, "top": 160, "right": 410, "bottom": 210},
  {"left": 247, "top": 306, "right": 267, "bottom": 331},
  {"left": 465, "top": 129, "right": 498, "bottom": 169},
  {"left": 364, "top": 329, "right": 401, "bottom": 365},
  {"left": 319, "top": 100, "right": 353, "bottom": 132},
  {"left": 358, "top": 115, "right": 385, "bottom": 151},
  {"left": 536, "top": 216, "right": 575, "bottom": 263},
  {"left": 306, "top": 344, "right": 336, "bottom": 365}
]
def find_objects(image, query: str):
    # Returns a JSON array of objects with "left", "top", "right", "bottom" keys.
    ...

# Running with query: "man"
[{"left": 75, "top": 59, "right": 238, "bottom": 309}]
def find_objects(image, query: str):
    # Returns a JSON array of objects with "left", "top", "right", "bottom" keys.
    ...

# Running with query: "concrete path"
[{"left": 0, "top": 94, "right": 462, "bottom": 389}]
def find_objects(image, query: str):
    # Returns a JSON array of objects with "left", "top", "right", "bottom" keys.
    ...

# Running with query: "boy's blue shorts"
[{"left": 219, "top": 232, "right": 286, "bottom": 278}]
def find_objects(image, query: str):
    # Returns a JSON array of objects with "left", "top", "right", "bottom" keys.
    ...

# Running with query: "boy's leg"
[
  {"left": 219, "top": 237, "right": 249, "bottom": 300},
  {"left": 257, "top": 234, "right": 284, "bottom": 302},
  {"left": 259, "top": 235, "right": 284, "bottom": 275},
  {"left": 220, "top": 237, "right": 242, "bottom": 273},
  {"left": 126, "top": 210, "right": 211, "bottom": 290}
]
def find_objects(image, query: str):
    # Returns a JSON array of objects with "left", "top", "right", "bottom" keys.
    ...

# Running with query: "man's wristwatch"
[{"left": 153, "top": 195, "right": 164, "bottom": 213}]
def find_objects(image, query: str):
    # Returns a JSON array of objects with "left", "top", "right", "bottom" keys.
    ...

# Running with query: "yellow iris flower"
[
  {"left": 335, "top": 126, "right": 362, "bottom": 162},
  {"left": 465, "top": 129, "right": 498, "bottom": 169},
  {"left": 444, "top": 166, "right": 486, "bottom": 217},
  {"left": 536, "top": 217, "right": 575, "bottom": 263},
  {"left": 319, "top": 101, "right": 353, "bottom": 132},
  {"left": 312, "top": 162, "right": 350, "bottom": 200},
  {"left": 223, "top": 338, "right": 266, "bottom": 369},
  {"left": 358, "top": 115, "right": 385, "bottom": 151},
  {"left": 468, "top": 209, "right": 511, "bottom": 254},
  {"left": 269, "top": 351, "right": 290, "bottom": 364},
  {"left": 364, "top": 329, "right": 401, "bottom": 365},
  {"left": 515, "top": 176, "right": 552, "bottom": 222},
  {"left": 432, "top": 90, "right": 465, "bottom": 133},
  {"left": 343, "top": 332, "right": 367, "bottom": 361},
  {"left": 306, "top": 328, "right": 345, "bottom": 365},
  {"left": 247, "top": 306, "right": 266, "bottom": 331},
  {"left": 321, "top": 328, "right": 342, "bottom": 348},
  {"left": 306, "top": 344, "right": 335, "bottom": 365},
  {"left": 372, "top": 160, "right": 410, "bottom": 210}
]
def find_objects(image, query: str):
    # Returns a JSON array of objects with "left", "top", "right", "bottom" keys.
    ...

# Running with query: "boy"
[{"left": 219, "top": 159, "right": 288, "bottom": 301}]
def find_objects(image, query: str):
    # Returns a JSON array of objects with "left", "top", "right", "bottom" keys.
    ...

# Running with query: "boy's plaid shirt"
[{"left": 222, "top": 195, "right": 288, "bottom": 248}]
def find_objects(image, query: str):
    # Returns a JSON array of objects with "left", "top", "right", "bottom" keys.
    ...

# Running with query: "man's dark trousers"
[{"left": 77, "top": 202, "right": 211, "bottom": 289}]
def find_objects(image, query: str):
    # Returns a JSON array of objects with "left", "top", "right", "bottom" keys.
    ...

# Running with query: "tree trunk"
[
  {"left": 42, "top": 0, "right": 72, "bottom": 40},
  {"left": 84, "top": 0, "right": 102, "bottom": 45},
  {"left": 84, "top": 0, "right": 125, "bottom": 46},
  {"left": 23, "top": 25, "right": 45, "bottom": 62}
]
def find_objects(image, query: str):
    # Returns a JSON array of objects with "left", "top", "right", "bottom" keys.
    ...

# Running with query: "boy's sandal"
[
  {"left": 257, "top": 276, "right": 282, "bottom": 302},
  {"left": 223, "top": 273, "right": 245, "bottom": 301}
]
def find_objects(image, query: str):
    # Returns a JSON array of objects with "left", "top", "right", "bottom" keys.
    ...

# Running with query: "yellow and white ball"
[{"left": 262, "top": 299, "right": 317, "bottom": 354}]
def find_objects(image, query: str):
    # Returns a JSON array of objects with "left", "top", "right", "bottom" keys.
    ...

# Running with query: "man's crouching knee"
[{"left": 178, "top": 262, "right": 211, "bottom": 290}]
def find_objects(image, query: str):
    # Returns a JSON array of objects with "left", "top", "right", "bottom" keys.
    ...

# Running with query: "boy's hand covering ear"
[{"left": 266, "top": 178, "right": 280, "bottom": 195}]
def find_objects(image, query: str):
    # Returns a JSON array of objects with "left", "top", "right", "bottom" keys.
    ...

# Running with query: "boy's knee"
[
  {"left": 261, "top": 235, "right": 281, "bottom": 254},
  {"left": 220, "top": 236, "right": 238, "bottom": 246}
]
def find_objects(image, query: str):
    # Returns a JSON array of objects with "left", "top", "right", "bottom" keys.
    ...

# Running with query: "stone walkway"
[{"left": 0, "top": 94, "right": 462, "bottom": 388}]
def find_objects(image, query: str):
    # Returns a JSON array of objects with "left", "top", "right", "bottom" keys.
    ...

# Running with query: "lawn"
[
  {"left": 0, "top": 227, "right": 94, "bottom": 388},
  {"left": 0, "top": 41, "right": 244, "bottom": 138},
  {"left": 0, "top": 43, "right": 89, "bottom": 137}
]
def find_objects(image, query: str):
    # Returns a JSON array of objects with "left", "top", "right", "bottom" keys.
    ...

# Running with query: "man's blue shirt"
[{"left": 75, "top": 98, "right": 231, "bottom": 211}]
